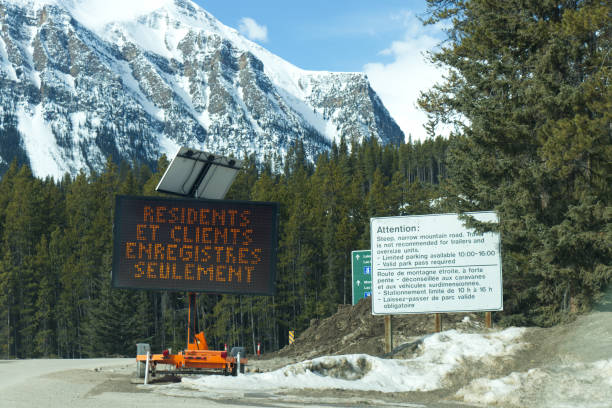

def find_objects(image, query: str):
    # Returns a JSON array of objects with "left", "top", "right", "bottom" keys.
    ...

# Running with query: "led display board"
[{"left": 112, "top": 195, "right": 278, "bottom": 295}]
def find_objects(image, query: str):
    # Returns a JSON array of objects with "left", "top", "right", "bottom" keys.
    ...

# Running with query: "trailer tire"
[
  {"left": 231, "top": 363, "right": 237, "bottom": 377},
  {"left": 137, "top": 361, "right": 146, "bottom": 379},
  {"left": 240, "top": 364, "right": 245, "bottom": 374}
]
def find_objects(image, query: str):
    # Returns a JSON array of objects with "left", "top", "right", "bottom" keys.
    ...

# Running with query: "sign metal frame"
[{"left": 155, "top": 147, "right": 243, "bottom": 200}]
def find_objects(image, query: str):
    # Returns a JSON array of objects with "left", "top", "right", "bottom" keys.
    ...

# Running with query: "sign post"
[
  {"left": 384, "top": 315, "right": 392, "bottom": 353},
  {"left": 121, "top": 148, "right": 279, "bottom": 378},
  {"left": 351, "top": 250, "right": 372, "bottom": 305},
  {"left": 370, "top": 212, "right": 502, "bottom": 316},
  {"left": 435, "top": 313, "right": 441, "bottom": 332}
]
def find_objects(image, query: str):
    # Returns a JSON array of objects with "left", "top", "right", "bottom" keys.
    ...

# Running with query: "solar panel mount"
[{"left": 155, "top": 147, "right": 243, "bottom": 200}]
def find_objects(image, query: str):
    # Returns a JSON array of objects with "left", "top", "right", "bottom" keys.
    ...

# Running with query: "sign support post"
[
  {"left": 384, "top": 315, "right": 392, "bottom": 353},
  {"left": 188, "top": 292, "right": 198, "bottom": 346},
  {"left": 485, "top": 311, "right": 492, "bottom": 328}
]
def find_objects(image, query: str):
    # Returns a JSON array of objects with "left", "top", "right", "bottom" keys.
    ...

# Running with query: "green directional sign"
[{"left": 352, "top": 250, "right": 372, "bottom": 305}]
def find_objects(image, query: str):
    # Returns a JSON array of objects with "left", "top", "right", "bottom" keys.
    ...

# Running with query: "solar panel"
[{"left": 156, "top": 147, "right": 243, "bottom": 200}]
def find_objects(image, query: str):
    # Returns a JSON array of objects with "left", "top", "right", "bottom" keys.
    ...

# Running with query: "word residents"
[{"left": 124, "top": 206, "right": 263, "bottom": 284}]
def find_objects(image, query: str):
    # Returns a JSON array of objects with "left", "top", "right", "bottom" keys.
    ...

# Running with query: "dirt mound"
[{"left": 266, "top": 297, "right": 487, "bottom": 362}]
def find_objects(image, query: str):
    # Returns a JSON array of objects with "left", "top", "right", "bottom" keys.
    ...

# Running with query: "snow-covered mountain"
[{"left": 0, "top": 0, "right": 403, "bottom": 178}]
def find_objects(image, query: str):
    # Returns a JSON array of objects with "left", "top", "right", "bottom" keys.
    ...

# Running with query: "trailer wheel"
[
  {"left": 137, "top": 361, "right": 146, "bottom": 379},
  {"left": 231, "top": 363, "right": 237, "bottom": 377},
  {"left": 240, "top": 364, "right": 245, "bottom": 374}
]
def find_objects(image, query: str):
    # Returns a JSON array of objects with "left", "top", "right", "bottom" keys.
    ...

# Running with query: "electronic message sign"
[
  {"left": 112, "top": 195, "right": 278, "bottom": 295},
  {"left": 370, "top": 212, "right": 502, "bottom": 315}
]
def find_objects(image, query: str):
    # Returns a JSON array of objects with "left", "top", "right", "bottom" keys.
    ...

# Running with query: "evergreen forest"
[
  {"left": 0, "top": 137, "right": 449, "bottom": 358},
  {"left": 0, "top": 0, "right": 610, "bottom": 358}
]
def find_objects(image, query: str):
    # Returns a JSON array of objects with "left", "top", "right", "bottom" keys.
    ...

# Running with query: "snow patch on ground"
[
  {"left": 17, "top": 104, "right": 67, "bottom": 179},
  {"left": 25, "top": 25, "right": 41, "bottom": 89},
  {"left": 456, "top": 358, "right": 612, "bottom": 408},
  {"left": 56, "top": 71, "right": 75, "bottom": 91},
  {"left": 0, "top": 36, "right": 17, "bottom": 81},
  {"left": 158, "top": 134, "right": 180, "bottom": 158},
  {"left": 116, "top": 17, "right": 173, "bottom": 59},
  {"left": 64, "top": 0, "right": 172, "bottom": 34},
  {"left": 457, "top": 368, "right": 548, "bottom": 407},
  {"left": 113, "top": 59, "right": 165, "bottom": 121},
  {"left": 155, "top": 328, "right": 525, "bottom": 398},
  {"left": 276, "top": 86, "right": 336, "bottom": 144}
]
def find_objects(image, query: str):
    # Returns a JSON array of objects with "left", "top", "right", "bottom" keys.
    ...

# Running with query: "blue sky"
[{"left": 194, "top": 0, "right": 447, "bottom": 141}]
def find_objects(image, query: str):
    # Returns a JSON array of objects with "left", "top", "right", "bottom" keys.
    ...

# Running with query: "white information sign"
[{"left": 370, "top": 212, "right": 502, "bottom": 315}]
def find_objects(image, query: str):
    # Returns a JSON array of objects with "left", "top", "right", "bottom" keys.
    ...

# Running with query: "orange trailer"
[{"left": 136, "top": 293, "right": 247, "bottom": 379}]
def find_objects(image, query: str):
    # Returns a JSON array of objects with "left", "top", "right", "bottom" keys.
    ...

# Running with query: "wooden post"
[
  {"left": 434, "top": 313, "right": 441, "bottom": 332},
  {"left": 384, "top": 315, "right": 392, "bottom": 354},
  {"left": 485, "top": 311, "right": 492, "bottom": 328}
]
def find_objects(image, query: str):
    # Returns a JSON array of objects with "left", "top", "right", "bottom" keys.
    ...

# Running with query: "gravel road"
[
  {"left": 0, "top": 358, "right": 247, "bottom": 408},
  {"left": 0, "top": 357, "right": 480, "bottom": 408},
  {"left": 4, "top": 290, "right": 609, "bottom": 408}
]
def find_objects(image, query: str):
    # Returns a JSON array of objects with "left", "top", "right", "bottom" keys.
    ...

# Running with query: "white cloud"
[
  {"left": 364, "top": 12, "right": 446, "bottom": 142},
  {"left": 238, "top": 17, "right": 268, "bottom": 43}
]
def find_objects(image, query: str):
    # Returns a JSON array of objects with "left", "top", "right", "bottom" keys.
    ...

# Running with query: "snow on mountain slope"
[{"left": 0, "top": 0, "right": 403, "bottom": 178}]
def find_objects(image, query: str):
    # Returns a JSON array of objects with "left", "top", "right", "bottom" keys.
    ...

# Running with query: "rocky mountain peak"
[{"left": 0, "top": 0, "right": 403, "bottom": 178}]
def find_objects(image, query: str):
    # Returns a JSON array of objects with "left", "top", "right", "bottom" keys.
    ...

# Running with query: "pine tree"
[
  {"left": 32, "top": 236, "right": 56, "bottom": 357},
  {"left": 0, "top": 249, "right": 16, "bottom": 358},
  {"left": 57, "top": 170, "right": 94, "bottom": 357},
  {"left": 0, "top": 161, "right": 19, "bottom": 239},
  {"left": 420, "top": 0, "right": 612, "bottom": 324},
  {"left": 82, "top": 279, "right": 149, "bottom": 357},
  {"left": 227, "top": 154, "right": 259, "bottom": 201},
  {"left": 1, "top": 166, "right": 46, "bottom": 357}
]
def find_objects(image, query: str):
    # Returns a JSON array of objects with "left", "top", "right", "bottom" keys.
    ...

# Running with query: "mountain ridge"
[{"left": 0, "top": 0, "right": 403, "bottom": 178}]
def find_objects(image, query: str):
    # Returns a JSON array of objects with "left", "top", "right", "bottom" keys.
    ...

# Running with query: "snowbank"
[
  {"left": 456, "top": 358, "right": 612, "bottom": 408},
  {"left": 155, "top": 327, "right": 526, "bottom": 397}
]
